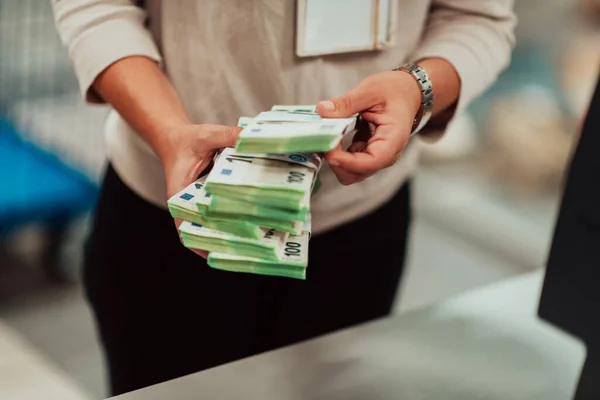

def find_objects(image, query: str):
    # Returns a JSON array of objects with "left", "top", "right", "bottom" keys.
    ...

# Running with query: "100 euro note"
[
  {"left": 208, "top": 217, "right": 312, "bottom": 280},
  {"left": 178, "top": 221, "right": 288, "bottom": 261},
  {"left": 270, "top": 105, "right": 317, "bottom": 114},
  {"left": 235, "top": 110, "right": 357, "bottom": 154},
  {"left": 205, "top": 191, "right": 309, "bottom": 223},
  {"left": 168, "top": 177, "right": 306, "bottom": 237},
  {"left": 205, "top": 147, "right": 316, "bottom": 211},
  {"left": 237, "top": 114, "right": 324, "bottom": 196},
  {"left": 169, "top": 112, "right": 315, "bottom": 235},
  {"left": 201, "top": 202, "right": 306, "bottom": 235},
  {"left": 168, "top": 178, "right": 264, "bottom": 239}
]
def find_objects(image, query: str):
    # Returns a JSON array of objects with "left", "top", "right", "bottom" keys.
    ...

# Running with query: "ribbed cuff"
[{"left": 69, "top": 18, "right": 162, "bottom": 104}]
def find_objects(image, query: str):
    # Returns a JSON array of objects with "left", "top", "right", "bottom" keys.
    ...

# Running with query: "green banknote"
[
  {"left": 205, "top": 147, "right": 316, "bottom": 211},
  {"left": 168, "top": 178, "right": 264, "bottom": 239},
  {"left": 206, "top": 193, "right": 309, "bottom": 222},
  {"left": 179, "top": 221, "right": 286, "bottom": 261},
  {"left": 202, "top": 199, "right": 307, "bottom": 231},
  {"left": 168, "top": 178, "right": 307, "bottom": 237},
  {"left": 207, "top": 228, "right": 310, "bottom": 280},
  {"left": 235, "top": 111, "right": 357, "bottom": 154},
  {"left": 237, "top": 116, "right": 253, "bottom": 127},
  {"left": 270, "top": 105, "right": 318, "bottom": 114},
  {"left": 237, "top": 114, "right": 324, "bottom": 195},
  {"left": 269, "top": 105, "right": 358, "bottom": 117}
]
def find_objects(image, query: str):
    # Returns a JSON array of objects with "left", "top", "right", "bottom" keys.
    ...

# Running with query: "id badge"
[{"left": 296, "top": 0, "right": 397, "bottom": 57}]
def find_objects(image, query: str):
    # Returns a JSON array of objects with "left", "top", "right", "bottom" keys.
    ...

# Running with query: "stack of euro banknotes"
[{"left": 168, "top": 105, "right": 357, "bottom": 279}]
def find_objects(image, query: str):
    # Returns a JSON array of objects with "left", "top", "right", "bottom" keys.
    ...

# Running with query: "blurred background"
[{"left": 0, "top": 0, "right": 598, "bottom": 399}]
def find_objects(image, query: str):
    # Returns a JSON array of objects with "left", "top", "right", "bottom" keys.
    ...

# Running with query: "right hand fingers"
[
  {"left": 325, "top": 143, "right": 367, "bottom": 185},
  {"left": 316, "top": 79, "right": 379, "bottom": 118},
  {"left": 329, "top": 164, "right": 366, "bottom": 186},
  {"left": 326, "top": 124, "right": 406, "bottom": 176}
]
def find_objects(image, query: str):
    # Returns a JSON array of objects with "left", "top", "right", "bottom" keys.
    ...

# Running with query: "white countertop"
[
  {"left": 0, "top": 321, "right": 92, "bottom": 400},
  {"left": 112, "top": 270, "right": 586, "bottom": 400}
]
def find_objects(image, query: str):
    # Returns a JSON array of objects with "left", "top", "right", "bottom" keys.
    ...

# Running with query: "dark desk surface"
[{"left": 111, "top": 271, "right": 585, "bottom": 400}]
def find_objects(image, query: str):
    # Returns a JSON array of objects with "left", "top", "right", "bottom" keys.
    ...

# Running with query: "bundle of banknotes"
[
  {"left": 236, "top": 106, "right": 357, "bottom": 154},
  {"left": 167, "top": 105, "right": 357, "bottom": 279}
]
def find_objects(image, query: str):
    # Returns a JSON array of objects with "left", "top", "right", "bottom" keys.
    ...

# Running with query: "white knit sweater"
[{"left": 52, "top": 0, "right": 516, "bottom": 234}]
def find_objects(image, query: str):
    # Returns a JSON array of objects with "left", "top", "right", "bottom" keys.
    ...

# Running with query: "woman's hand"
[
  {"left": 317, "top": 58, "right": 461, "bottom": 185},
  {"left": 160, "top": 123, "right": 242, "bottom": 258},
  {"left": 316, "top": 70, "right": 422, "bottom": 185},
  {"left": 91, "top": 56, "right": 243, "bottom": 259}
]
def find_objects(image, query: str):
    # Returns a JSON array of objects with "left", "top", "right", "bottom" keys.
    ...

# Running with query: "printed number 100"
[
  {"left": 287, "top": 171, "right": 305, "bottom": 183},
  {"left": 284, "top": 242, "right": 301, "bottom": 257}
]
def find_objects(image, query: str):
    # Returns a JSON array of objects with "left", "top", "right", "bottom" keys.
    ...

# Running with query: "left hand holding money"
[{"left": 161, "top": 123, "right": 242, "bottom": 259}]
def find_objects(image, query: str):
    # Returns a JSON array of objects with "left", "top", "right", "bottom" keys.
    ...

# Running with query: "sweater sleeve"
[
  {"left": 51, "top": 0, "right": 162, "bottom": 104},
  {"left": 409, "top": 0, "right": 517, "bottom": 140}
]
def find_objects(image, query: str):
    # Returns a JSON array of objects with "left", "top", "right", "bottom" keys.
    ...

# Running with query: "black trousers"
[{"left": 84, "top": 165, "right": 411, "bottom": 396}]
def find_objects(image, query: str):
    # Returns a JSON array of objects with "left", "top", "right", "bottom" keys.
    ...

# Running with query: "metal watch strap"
[{"left": 393, "top": 63, "right": 433, "bottom": 135}]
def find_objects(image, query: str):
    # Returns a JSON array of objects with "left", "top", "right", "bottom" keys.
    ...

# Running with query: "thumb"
[
  {"left": 202, "top": 124, "right": 243, "bottom": 150},
  {"left": 316, "top": 85, "right": 376, "bottom": 118}
]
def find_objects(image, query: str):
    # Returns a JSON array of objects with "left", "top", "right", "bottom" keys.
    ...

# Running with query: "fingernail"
[
  {"left": 318, "top": 100, "right": 335, "bottom": 111},
  {"left": 328, "top": 158, "right": 339, "bottom": 167}
]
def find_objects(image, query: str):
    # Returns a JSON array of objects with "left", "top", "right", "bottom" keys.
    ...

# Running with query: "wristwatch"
[{"left": 393, "top": 63, "right": 433, "bottom": 135}]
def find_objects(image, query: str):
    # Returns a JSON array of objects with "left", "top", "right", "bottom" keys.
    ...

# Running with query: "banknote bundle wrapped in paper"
[
  {"left": 168, "top": 179, "right": 265, "bottom": 239},
  {"left": 235, "top": 107, "right": 357, "bottom": 154},
  {"left": 167, "top": 106, "right": 357, "bottom": 279},
  {"left": 179, "top": 221, "right": 285, "bottom": 260},
  {"left": 207, "top": 230, "right": 309, "bottom": 279},
  {"left": 205, "top": 147, "right": 316, "bottom": 219}
]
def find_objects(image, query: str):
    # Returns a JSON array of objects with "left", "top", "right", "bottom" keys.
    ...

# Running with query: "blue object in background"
[{"left": 0, "top": 118, "right": 99, "bottom": 236}]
